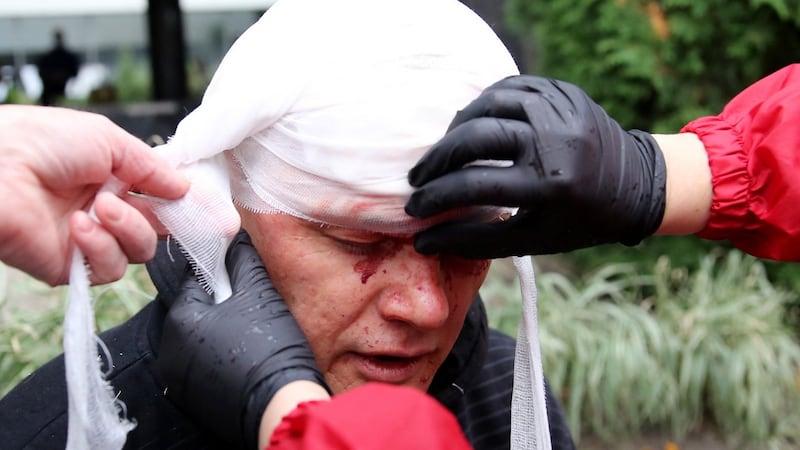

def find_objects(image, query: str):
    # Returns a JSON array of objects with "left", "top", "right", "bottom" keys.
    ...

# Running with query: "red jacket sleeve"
[
  {"left": 681, "top": 64, "right": 800, "bottom": 261},
  {"left": 268, "top": 383, "right": 473, "bottom": 450}
]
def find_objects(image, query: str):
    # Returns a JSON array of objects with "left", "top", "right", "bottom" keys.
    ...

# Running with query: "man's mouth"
[{"left": 351, "top": 352, "right": 430, "bottom": 384}]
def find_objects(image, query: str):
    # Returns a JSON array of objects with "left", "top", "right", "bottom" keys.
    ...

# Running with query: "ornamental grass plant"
[
  {"left": 0, "top": 263, "right": 154, "bottom": 397},
  {"left": 481, "top": 251, "right": 800, "bottom": 449}
]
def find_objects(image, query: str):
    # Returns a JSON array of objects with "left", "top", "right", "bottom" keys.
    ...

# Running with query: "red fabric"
[
  {"left": 681, "top": 64, "right": 800, "bottom": 261},
  {"left": 268, "top": 383, "right": 473, "bottom": 450}
]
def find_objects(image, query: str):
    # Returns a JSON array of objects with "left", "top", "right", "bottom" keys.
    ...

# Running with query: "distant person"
[{"left": 36, "top": 29, "right": 80, "bottom": 106}]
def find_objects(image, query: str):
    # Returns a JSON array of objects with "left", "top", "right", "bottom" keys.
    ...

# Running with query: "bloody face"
[{"left": 239, "top": 211, "right": 491, "bottom": 394}]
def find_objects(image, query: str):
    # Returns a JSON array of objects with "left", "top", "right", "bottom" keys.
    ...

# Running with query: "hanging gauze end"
[
  {"left": 511, "top": 255, "right": 552, "bottom": 450},
  {"left": 64, "top": 178, "right": 136, "bottom": 450}
]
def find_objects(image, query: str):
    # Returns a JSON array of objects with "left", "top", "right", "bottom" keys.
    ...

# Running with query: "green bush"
[
  {"left": 482, "top": 252, "right": 800, "bottom": 448},
  {"left": 111, "top": 49, "right": 211, "bottom": 103},
  {"left": 2, "top": 86, "right": 35, "bottom": 105},
  {"left": 114, "top": 49, "right": 152, "bottom": 102},
  {"left": 507, "top": 0, "right": 800, "bottom": 132}
]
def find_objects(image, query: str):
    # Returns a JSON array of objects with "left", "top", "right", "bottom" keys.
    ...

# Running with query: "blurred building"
[{"left": 0, "top": 1, "right": 273, "bottom": 101}]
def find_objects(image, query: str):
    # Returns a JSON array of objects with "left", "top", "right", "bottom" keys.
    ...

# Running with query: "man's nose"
[{"left": 376, "top": 248, "right": 450, "bottom": 329}]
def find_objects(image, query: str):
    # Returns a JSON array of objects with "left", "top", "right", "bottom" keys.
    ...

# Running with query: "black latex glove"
[
  {"left": 405, "top": 75, "right": 666, "bottom": 258},
  {"left": 157, "top": 232, "right": 327, "bottom": 450}
]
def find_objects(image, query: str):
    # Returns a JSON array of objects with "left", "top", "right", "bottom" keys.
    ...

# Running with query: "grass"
[
  {"left": 0, "top": 263, "right": 154, "bottom": 397},
  {"left": 481, "top": 251, "right": 800, "bottom": 449}
]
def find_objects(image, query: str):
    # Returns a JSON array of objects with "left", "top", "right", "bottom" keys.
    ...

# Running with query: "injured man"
[{"left": 0, "top": 0, "right": 574, "bottom": 449}]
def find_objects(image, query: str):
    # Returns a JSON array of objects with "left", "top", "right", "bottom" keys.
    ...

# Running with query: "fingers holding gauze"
[
  {"left": 407, "top": 74, "right": 667, "bottom": 257},
  {"left": 407, "top": 86, "right": 541, "bottom": 188},
  {"left": 445, "top": 76, "right": 569, "bottom": 126},
  {"left": 408, "top": 117, "right": 527, "bottom": 188},
  {"left": 70, "top": 191, "right": 157, "bottom": 284},
  {"left": 406, "top": 93, "right": 564, "bottom": 218},
  {"left": 406, "top": 163, "right": 536, "bottom": 219}
]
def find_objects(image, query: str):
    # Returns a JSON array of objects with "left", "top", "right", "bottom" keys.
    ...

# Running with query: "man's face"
[{"left": 240, "top": 211, "right": 490, "bottom": 394}]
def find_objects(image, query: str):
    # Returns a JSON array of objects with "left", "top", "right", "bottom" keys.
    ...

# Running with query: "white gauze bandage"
[{"left": 64, "top": 1, "right": 551, "bottom": 449}]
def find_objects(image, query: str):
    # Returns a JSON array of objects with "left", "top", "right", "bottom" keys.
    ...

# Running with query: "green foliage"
[
  {"left": 114, "top": 49, "right": 152, "bottom": 102},
  {"left": 0, "top": 264, "right": 154, "bottom": 397},
  {"left": 2, "top": 86, "right": 35, "bottom": 105},
  {"left": 187, "top": 59, "right": 214, "bottom": 101},
  {"left": 482, "top": 252, "right": 800, "bottom": 448},
  {"left": 653, "top": 253, "right": 800, "bottom": 446},
  {"left": 565, "top": 236, "right": 800, "bottom": 329},
  {"left": 566, "top": 235, "right": 729, "bottom": 276},
  {"left": 111, "top": 50, "right": 212, "bottom": 102},
  {"left": 507, "top": 0, "right": 800, "bottom": 131}
]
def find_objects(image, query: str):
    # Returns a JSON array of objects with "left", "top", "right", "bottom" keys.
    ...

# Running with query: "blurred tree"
[
  {"left": 459, "top": 0, "right": 533, "bottom": 71},
  {"left": 507, "top": 0, "right": 800, "bottom": 132}
]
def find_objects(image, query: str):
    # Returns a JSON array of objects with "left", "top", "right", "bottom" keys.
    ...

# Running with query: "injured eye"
[
  {"left": 332, "top": 237, "right": 395, "bottom": 256},
  {"left": 319, "top": 225, "right": 410, "bottom": 256}
]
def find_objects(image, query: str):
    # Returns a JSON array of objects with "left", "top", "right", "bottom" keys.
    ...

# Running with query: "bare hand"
[{"left": 0, "top": 105, "right": 189, "bottom": 285}]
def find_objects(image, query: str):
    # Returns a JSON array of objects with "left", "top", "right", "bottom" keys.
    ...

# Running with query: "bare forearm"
[
  {"left": 653, "top": 133, "right": 712, "bottom": 235},
  {"left": 259, "top": 381, "right": 331, "bottom": 449}
]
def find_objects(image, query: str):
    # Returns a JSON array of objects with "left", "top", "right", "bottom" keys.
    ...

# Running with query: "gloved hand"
[
  {"left": 405, "top": 75, "right": 667, "bottom": 258},
  {"left": 157, "top": 231, "right": 327, "bottom": 449}
]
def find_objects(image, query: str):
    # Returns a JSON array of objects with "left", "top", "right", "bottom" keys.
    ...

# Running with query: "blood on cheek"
[{"left": 352, "top": 241, "right": 402, "bottom": 284}]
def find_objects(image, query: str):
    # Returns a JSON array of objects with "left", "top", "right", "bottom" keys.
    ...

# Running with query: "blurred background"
[
  {"left": 0, "top": 0, "right": 270, "bottom": 137},
  {"left": 1, "top": 1, "right": 799, "bottom": 449}
]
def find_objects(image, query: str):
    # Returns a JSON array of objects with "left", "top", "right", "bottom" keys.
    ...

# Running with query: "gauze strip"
[
  {"left": 65, "top": 248, "right": 135, "bottom": 449},
  {"left": 64, "top": 178, "right": 136, "bottom": 450},
  {"left": 63, "top": 1, "right": 551, "bottom": 449},
  {"left": 513, "top": 256, "right": 552, "bottom": 449}
]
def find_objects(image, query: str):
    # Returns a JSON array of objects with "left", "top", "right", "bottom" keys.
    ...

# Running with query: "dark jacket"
[{"left": 0, "top": 238, "right": 574, "bottom": 450}]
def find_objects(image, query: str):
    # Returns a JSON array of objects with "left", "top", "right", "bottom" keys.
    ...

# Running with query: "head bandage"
[{"left": 64, "top": 1, "right": 551, "bottom": 449}]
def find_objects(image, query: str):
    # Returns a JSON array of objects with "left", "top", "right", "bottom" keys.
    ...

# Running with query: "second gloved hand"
[
  {"left": 405, "top": 75, "right": 667, "bottom": 258},
  {"left": 157, "top": 231, "right": 327, "bottom": 449}
]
